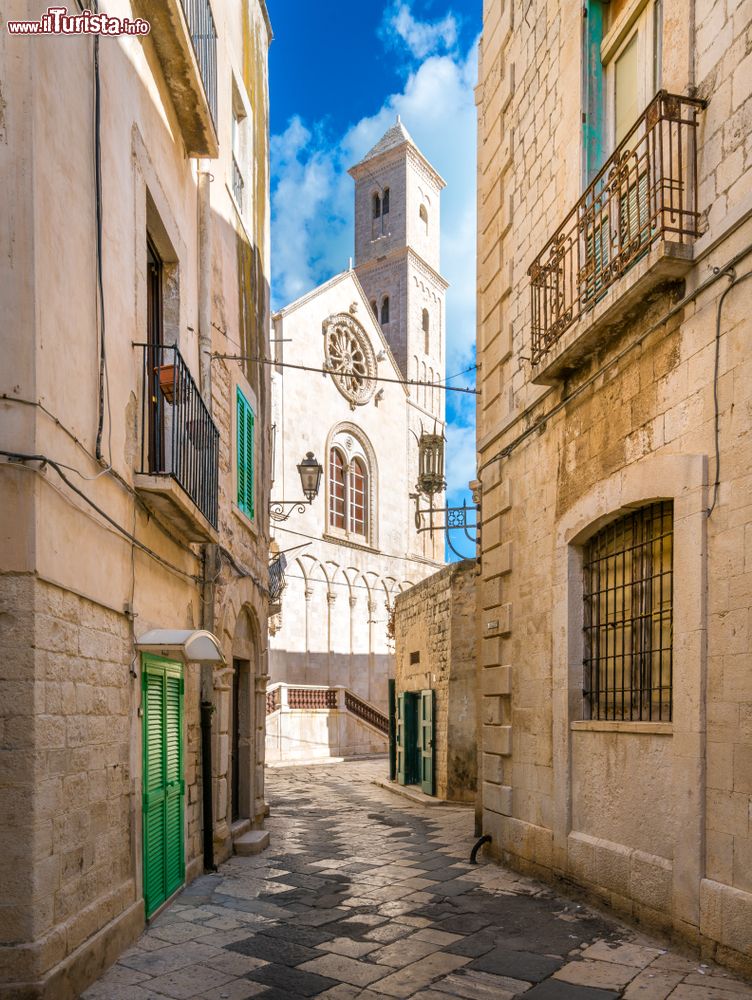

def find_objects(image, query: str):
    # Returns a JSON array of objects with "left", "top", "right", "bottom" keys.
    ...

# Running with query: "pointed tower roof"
[{"left": 348, "top": 116, "right": 446, "bottom": 187}]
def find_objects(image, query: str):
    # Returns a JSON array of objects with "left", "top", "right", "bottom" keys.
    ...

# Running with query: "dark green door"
[
  {"left": 142, "top": 655, "right": 185, "bottom": 917},
  {"left": 397, "top": 692, "right": 419, "bottom": 785},
  {"left": 419, "top": 689, "right": 435, "bottom": 796},
  {"left": 388, "top": 680, "right": 397, "bottom": 781}
]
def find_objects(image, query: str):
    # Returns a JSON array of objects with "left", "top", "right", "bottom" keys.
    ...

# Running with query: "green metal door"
[
  {"left": 142, "top": 655, "right": 185, "bottom": 917},
  {"left": 420, "top": 689, "right": 435, "bottom": 796}
]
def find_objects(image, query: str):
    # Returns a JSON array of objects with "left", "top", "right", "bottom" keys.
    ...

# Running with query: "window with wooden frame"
[
  {"left": 329, "top": 447, "right": 346, "bottom": 529},
  {"left": 327, "top": 440, "right": 372, "bottom": 543},
  {"left": 349, "top": 457, "right": 368, "bottom": 536},
  {"left": 236, "top": 387, "right": 255, "bottom": 520},
  {"left": 583, "top": 501, "right": 673, "bottom": 722}
]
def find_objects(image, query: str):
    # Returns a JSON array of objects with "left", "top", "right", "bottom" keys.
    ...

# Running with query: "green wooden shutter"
[
  {"left": 396, "top": 692, "right": 407, "bottom": 785},
  {"left": 236, "top": 387, "right": 255, "bottom": 520},
  {"left": 142, "top": 655, "right": 184, "bottom": 917},
  {"left": 420, "top": 689, "right": 435, "bottom": 796},
  {"left": 388, "top": 680, "right": 397, "bottom": 781}
]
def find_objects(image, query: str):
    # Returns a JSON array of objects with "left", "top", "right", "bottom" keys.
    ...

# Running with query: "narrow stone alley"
[{"left": 84, "top": 761, "right": 752, "bottom": 1000}]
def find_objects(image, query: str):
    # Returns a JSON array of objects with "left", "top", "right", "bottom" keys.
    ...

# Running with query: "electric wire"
[{"left": 211, "top": 353, "right": 479, "bottom": 395}]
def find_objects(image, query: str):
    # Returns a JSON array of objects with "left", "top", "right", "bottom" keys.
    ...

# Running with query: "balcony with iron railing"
[
  {"left": 133, "top": 0, "right": 218, "bottom": 157},
  {"left": 528, "top": 92, "right": 704, "bottom": 384},
  {"left": 134, "top": 343, "right": 219, "bottom": 542}
]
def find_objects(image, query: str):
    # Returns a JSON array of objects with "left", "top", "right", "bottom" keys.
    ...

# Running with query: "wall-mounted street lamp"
[
  {"left": 410, "top": 429, "right": 480, "bottom": 559},
  {"left": 270, "top": 452, "right": 323, "bottom": 522}
]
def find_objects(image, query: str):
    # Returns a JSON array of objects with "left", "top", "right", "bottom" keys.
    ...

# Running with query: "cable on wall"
[
  {"left": 707, "top": 267, "right": 752, "bottom": 517},
  {"left": 0, "top": 451, "right": 201, "bottom": 583}
]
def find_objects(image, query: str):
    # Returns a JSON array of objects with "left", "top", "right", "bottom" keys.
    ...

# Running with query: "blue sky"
[{"left": 267, "top": 0, "right": 481, "bottom": 557}]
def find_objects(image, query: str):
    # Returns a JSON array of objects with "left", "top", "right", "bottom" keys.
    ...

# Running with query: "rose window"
[{"left": 323, "top": 315, "right": 377, "bottom": 407}]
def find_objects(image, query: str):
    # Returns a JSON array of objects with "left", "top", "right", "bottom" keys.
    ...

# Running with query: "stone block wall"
[
  {"left": 393, "top": 560, "right": 477, "bottom": 802},
  {"left": 0, "top": 574, "right": 141, "bottom": 993},
  {"left": 476, "top": 0, "right": 752, "bottom": 976}
]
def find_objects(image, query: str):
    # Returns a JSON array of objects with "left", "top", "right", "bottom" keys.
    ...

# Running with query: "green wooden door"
[
  {"left": 142, "top": 655, "right": 185, "bottom": 917},
  {"left": 388, "top": 680, "right": 397, "bottom": 781},
  {"left": 419, "top": 689, "right": 435, "bottom": 796},
  {"left": 397, "top": 692, "right": 420, "bottom": 786}
]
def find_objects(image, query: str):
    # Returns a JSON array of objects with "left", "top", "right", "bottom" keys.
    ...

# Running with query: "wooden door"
[{"left": 420, "top": 689, "right": 435, "bottom": 796}]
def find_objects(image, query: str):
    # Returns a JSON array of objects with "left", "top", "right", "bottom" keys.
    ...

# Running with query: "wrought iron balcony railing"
[
  {"left": 181, "top": 0, "right": 218, "bottom": 128},
  {"left": 137, "top": 343, "right": 219, "bottom": 529},
  {"left": 528, "top": 92, "right": 704, "bottom": 366}
]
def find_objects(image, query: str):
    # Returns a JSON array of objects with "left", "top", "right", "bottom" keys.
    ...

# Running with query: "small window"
[
  {"left": 419, "top": 203, "right": 428, "bottom": 233},
  {"left": 329, "top": 448, "right": 346, "bottom": 529},
  {"left": 583, "top": 501, "right": 673, "bottom": 722},
  {"left": 422, "top": 309, "right": 430, "bottom": 353},
  {"left": 370, "top": 300, "right": 378, "bottom": 318},
  {"left": 382, "top": 187, "right": 390, "bottom": 214},
  {"left": 381, "top": 296, "right": 390, "bottom": 325},
  {"left": 372, "top": 192, "right": 381, "bottom": 219},
  {"left": 410, "top": 651, "right": 420, "bottom": 665},
  {"left": 236, "top": 387, "right": 255, "bottom": 520}
]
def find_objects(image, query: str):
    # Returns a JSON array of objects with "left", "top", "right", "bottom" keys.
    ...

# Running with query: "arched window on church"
[
  {"left": 329, "top": 448, "right": 346, "bottom": 529},
  {"left": 381, "top": 296, "right": 390, "bottom": 325},
  {"left": 327, "top": 433, "right": 374, "bottom": 544},
  {"left": 370, "top": 300, "right": 378, "bottom": 318},
  {"left": 372, "top": 192, "right": 381, "bottom": 219},
  {"left": 421, "top": 361, "right": 427, "bottom": 407},
  {"left": 349, "top": 458, "right": 368, "bottom": 536},
  {"left": 422, "top": 309, "right": 430, "bottom": 354},
  {"left": 429, "top": 368, "right": 435, "bottom": 411},
  {"left": 419, "top": 203, "right": 428, "bottom": 234},
  {"left": 382, "top": 188, "right": 390, "bottom": 214}
]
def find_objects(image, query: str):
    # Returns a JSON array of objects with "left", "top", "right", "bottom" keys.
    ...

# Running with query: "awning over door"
[{"left": 136, "top": 629, "right": 226, "bottom": 665}]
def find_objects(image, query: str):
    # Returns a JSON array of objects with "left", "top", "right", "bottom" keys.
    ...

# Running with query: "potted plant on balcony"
[{"left": 156, "top": 363, "right": 178, "bottom": 404}]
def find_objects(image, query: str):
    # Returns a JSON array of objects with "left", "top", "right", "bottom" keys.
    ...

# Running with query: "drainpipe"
[
  {"left": 199, "top": 544, "right": 219, "bottom": 872},
  {"left": 197, "top": 167, "right": 213, "bottom": 404},
  {"left": 197, "top": 166, "right": 216, "bottom": 870}
]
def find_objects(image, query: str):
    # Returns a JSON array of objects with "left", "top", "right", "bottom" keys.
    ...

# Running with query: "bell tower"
[{"left": 349, "top": 119, "right": 447, "bottom": 561}]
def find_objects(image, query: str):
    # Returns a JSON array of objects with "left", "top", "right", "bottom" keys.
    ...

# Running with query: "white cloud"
[{"left": 385, "top": 2, "right": 458, "bottom": 59}]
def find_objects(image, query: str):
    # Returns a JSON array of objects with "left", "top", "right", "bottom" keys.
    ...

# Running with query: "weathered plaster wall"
[{"left": 0, "top": 0, "right": 273, "bottom": 995}]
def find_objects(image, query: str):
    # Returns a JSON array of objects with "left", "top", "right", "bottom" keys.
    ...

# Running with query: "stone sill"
[
  {"left": 232, "top": 502, "right": 258, "bottom": 538},
  {"left": 531, "top": 240, "right": 694, "bottom": 386},
  {"left": 571, "top": 721, "right": 673, "bottom": 736},
  {"left": 134, "top": 473, "right": 218, "bottom": 543},
  {"left": 133, "top": 0, "right": 219, "bottom": 158},
  {"left": 322, "top": 532, "right": 381, "bottom": 555}
]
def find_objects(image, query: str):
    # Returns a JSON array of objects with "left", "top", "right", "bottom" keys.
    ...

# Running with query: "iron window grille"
[
  {"left": 583, "top": 501, "right": 673, "bottom": 722},
  {"left": 528, "top": 92, "right": 704, "bottom": 365}
]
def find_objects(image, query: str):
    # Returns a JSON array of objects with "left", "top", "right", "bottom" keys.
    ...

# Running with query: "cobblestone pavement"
[{"left": 85, "top": 760, "right": 752, "bottom": 1000}]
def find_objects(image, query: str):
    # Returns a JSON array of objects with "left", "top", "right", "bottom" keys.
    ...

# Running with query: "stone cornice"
[{"left": 356, "top": 246, "right": 449, "bottom": 292}]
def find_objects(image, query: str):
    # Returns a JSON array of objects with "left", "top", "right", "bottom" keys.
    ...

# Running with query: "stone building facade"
[
  {"left": 393, "top": 560, "right": 477, "bottom": 803},
  {"left": 475, "top": 0, "right": 752, "bottom": 975},
  {"left": 0, "top": 1, "right": 273, "bottom": 995},
  {"left": 267, "top": 121, "right": 446, "bottom": 759}
]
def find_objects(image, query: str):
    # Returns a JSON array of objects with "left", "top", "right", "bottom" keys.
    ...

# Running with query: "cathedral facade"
[{"left": 268, "top": 120, "right": 447, "bottom": 759}]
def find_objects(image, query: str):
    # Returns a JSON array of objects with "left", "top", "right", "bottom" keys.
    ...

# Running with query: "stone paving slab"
[{"left": 85, "top": 760, "right": 752, "bottom": 1000}]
